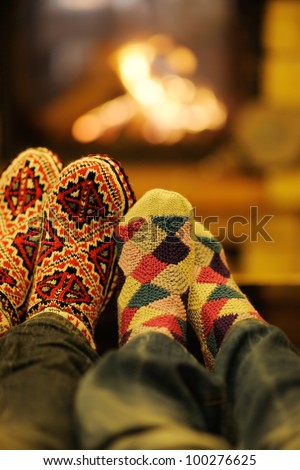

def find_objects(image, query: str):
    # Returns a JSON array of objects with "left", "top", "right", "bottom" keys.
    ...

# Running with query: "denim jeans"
[
  {"left": 0, "top": 314, "right": 98, "bottom": 449},
  {"left": 215, "top": 319, "right": 300, "bottom": 449},
  {"left": 0, "top": 313, "right": 300, "bottom": 449}
]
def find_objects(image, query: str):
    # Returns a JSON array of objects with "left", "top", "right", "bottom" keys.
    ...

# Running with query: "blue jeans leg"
[
  {"left": 0, "top": 313, "right": 98, "bottom": 449},
  {"left": 215, "top": 319, "right": 300, "bottom": 449},
  {"left": 75, "top": 332, "right": 230, "bottom": 450}
]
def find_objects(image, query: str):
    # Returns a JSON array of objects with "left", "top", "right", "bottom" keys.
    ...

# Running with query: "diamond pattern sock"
[
  {"left": 27, "top": 154, "right": 135, "bottom": 347},
  {"left": 188, "top": 221, "right": 264, "bottom": 370},
  {"left": 115, "top": 188, "right": 195, "bottom": 346},
  {"left": 0, "top": 148, "right": 63, "bottom": 336}
]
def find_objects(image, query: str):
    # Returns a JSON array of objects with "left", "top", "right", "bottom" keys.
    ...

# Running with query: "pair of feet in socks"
[{"left": 0, "top": 148, "right": 262, "bottom": 368}]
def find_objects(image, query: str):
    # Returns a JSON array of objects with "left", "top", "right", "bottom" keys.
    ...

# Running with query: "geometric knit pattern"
[
  {"left": 188, "top": 221, "right": 264, "bottom": 370},
  {"left": 27, "top": 154, "right": 135, "bottom": 348},
  {"left": 0, "top": 147, "right": 63, "bottom": 336},
  {"left": 115, "top": 189, "right": 195, "bottom": 346}
]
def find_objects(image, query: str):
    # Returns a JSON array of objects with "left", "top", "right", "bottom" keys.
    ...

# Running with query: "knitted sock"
[
  {"left": 27, "top": 154, "right": 135, "bottom": 347},
  {"left": 115, "top": 188, "right": 195, "bottom": 346},
  {"left": 0, "top": 148, "right": 63, "bottom": 336},
  {"left": 188, "top": 221, "right": 264, "bottom": 370}
]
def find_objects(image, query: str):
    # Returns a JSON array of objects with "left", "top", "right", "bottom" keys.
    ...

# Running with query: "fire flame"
[{"left": 72, "top": 34, "right": 227, "bottom": 144}]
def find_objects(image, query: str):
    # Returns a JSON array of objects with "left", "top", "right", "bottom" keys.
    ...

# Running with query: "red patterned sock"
[
  {"left": 115, "top": 189, "right": 195, "bottom": 346},
  {"left": 27, "top": 154, "right": 135, "bottom": 347},
  {"left": 0, "top": 148, "right": 63, "bottom": 336}
]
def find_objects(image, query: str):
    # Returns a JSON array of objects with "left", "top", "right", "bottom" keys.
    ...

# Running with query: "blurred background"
[{"left": 1, "top": 0, "right": 300, "bottom": 351}]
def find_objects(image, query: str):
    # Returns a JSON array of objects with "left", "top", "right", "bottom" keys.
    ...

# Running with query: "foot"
[
  {"left": 188, "top": 221, "right": 264, "bottom": 370},
  {"left": 0, "top": 148, "right": 63, "bottom": 335},
  {"left": 27, "top": 154, "right": 135, "bottom": 347},
  {"left": 115, "top": 188, "right": 195, "bottom": 346}
]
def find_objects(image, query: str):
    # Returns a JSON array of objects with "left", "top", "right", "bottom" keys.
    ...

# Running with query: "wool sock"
[
  {"left": 115, "top": 188, "right": 195, "bottom": 346},
  {"left": 0, "top": 148, "right": 63, "bottom": 335},
  {"left": 188, "top": 221, "right": 264, "bottom": 370},
  {"left": 0, "top": 147, "right": 62, "bottom": 236},
  {"left": 27, "top": 154, "right": 135, "bottom": 347}
]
